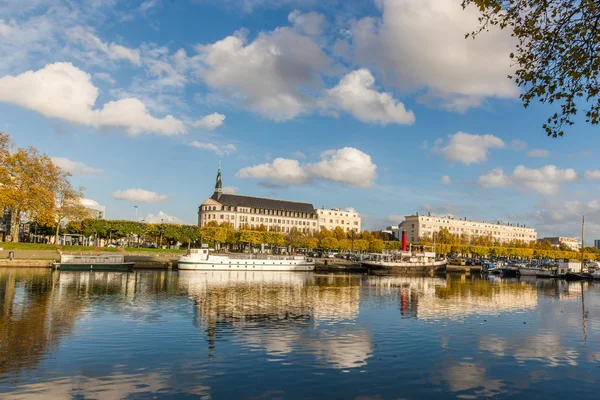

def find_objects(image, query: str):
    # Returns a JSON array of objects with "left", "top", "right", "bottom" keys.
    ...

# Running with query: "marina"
[{"left": 1, "top": 267, "right": 600, "bottom": 399}]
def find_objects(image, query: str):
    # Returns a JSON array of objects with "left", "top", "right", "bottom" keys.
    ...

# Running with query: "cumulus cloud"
[
  {"left": 584, "top": 170, "right": 600, "bottom": 180},
  {"left": 223, "top": 185, "right": 238, "bottom": 194},
  {"left": 292, "top": 151, "right": 307, "bottom": 159},
  {"left": 529, "top": 198, "right": 600, "bottom": 238},
  {"left": 511, "top": 139, "right": 528, "bottom": 151},
  {"left": 512, "top": 165, "right": 577, "bottom": 195},
  {"left": 189, "top": 141, "right": 236, "bottom": 156},
  {"left": 112, "top": 188, "right": 168, "bottom": 203},
  {"left": 434, "top": 132, "right": 505, "bottom": 165},
  {"left": 66, "top": 26, "right": 141, "bottom": 66},
  {"left": 195, "top": 27, "right": 331, "bottom": 120},
  {"left": 480, "top": 165, "right": 577, "bottom": 194},
  {"left": 237, "top": 147, "right": 377, "bottom": 187},
  {"left": 441, "top": 175, "right": 451, "bottom": 185},
  {"left": 350, "top": 0, "right": 518, "bottom": 112},
  {"left": 192, "top": 113, "right": 226, "bottom": 130},
  {"left": 527, "top": 149, "right": 551, "bottom": 158},
  {"left": 288, "top": 10, "right": 327, "bottom": 36},
  {"left": 0, "top": 63, "right": 185, "bottom": 135},
  {"left": 51, "top": 157, "right": 103, "bottom": 176},
  {"left": 324, "top": 69, "right": 415, "bottom": 125},
  {"left": 144, "top": 211, "right": 184, "bottom": 224},
  {"left": 478, "top": 168, "right": 511, "bottom": 188},
  {"left": 237, "top": 158, "right": 311, "bottom": 185}
]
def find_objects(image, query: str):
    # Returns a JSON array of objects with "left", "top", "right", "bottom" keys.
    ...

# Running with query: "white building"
[
  {"left": 316, "top": 208, "right": 361, "bottom": 234},
  {"left": 198, "top": 167, "right": 318, "bottom": 233},
  {"left": 401, "top": 213, "right": 537, "bottom": 244},
  {"left": 538, "top": 237, "right": 580, "bottom": 252}
]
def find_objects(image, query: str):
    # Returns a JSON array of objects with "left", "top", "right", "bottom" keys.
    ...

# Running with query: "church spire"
[{"left": 212, "top": 162, "right": 222, "bottom": 201}]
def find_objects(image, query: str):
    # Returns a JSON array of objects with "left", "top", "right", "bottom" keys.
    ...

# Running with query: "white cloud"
[
  {"left": 51, "top": 157, "right": 103, "bottom": 176},
  {"left": 479, "top": 165, "right": 577, "bottom": 194},
  {"left": 528, "top": 198, "right": 600, "bottom": 239},
  {"left": 527, "top": 149, "right": 551, "bottom": 158},
  {"left": 511, "top": 139, "right": 528, "bottom": 151},
  {"left": 189, "top": 141, "right": 236, "bottom": 156},
  {"left": 350, "top": 0, "right": 518, "bottom": 112},
  {"left": 292, "top": 151, "right": 307, "bottom": 159},
  {"left": 237, "top": 158, "right": 311, "bottom": 185},
  {"left": 140, "top": 0, "right": 161, "bottom": 13},
  {"left": 66, "top": 26, "right": 141, "bottom": 66},
  {"left": 112, "top": 188, "right": 168, "bottom": 203},
  {"left": 441, "top": 175, "right": 451, "bottom": 185},
  {"left": 584, "top": 170, "right": 600, "bottom": 180},
  {"left": 512, "top": 165, "right": 577, "bottom": 194},
  {"left": 94, "top": 72, "right": 116, "bottom": 85},
  {"left": 324, "top": 69, "right": 415, "bottom": 125},
  {"left": 0, "top": 63, "right": 185, "bottom": 135},
  {"left": 434, "top": 132, "right": 505, "bottom": 165},
  {"left": 222, "top": 185, "right": 239, "bottom": 194},
  {"left": 195, "top": 27, "right": 331, "bottom": 120},
  {"left": 478, "top": 168, "right": 511, "bottom": 188},
  {"left": 144, "top": 211, "right": 184, "bottom": 224},
  {"left": 192, "top": 113, "right": 226, "bottom": 130},
  {"left": 237, "top": 147, "right": 377, "bottom": 187},
  {"left": 288, "top": 10, "right": 327, "bottom": 36}
]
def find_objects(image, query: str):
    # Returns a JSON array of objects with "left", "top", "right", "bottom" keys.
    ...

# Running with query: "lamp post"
[{"left": 134, "top": 205, "right": 138, "bottom": 222}]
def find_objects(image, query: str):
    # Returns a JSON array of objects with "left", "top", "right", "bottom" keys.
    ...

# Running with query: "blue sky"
[{"left": 1, "top": 0, "right": 599, "bottom": 239}]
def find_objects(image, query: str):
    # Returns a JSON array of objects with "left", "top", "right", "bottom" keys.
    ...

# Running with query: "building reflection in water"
[
  {"left": 178, "top": 271, "right": 371, "bottom": 369},
  {"left": 365, "top": 274, "right": 539, "bottom": 320}
]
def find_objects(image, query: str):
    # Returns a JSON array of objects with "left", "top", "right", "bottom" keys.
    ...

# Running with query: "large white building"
[
  {"left": 316, "top": 208, "right": 361, "bottom": 234},
  {"left": 401, "top": 213, "right": 537, "bottom": 244},
  {"left": 198, "top": 167, "right": 319, "bottom": 233},
  {"left": 81, "top": 198, "right": 106, "bottom": 219}
]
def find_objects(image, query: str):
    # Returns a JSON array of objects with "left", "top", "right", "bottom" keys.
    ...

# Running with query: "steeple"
[{"left": 212, "top": 161, "right": 222, "bottom": 201}]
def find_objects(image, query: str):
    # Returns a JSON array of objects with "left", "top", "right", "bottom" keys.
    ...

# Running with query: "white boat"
[
  {"left": 592, "top": 269, "right": 600, "bottom": 280},
  {"left": 361, "top": 248, "right": 446, "bottom": 273},
  {"left": 178, "top": 248, "right": 315, "bottom": 271},
  {"left": 518, "top": 267, "right": 540, "bottom": 276},
  {"left": 536, "top": 265, "right": 569, "bottom": 278}
]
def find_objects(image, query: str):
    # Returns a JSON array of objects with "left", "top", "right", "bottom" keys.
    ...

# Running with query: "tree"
[
  {"left": 368, "top": 239, "right": 385, "bottom": 253},
  {"left": 0, "top": 133, "right": 62, "bottom": 242},
  {"left": 286, "top": 227, "right": 304, "bottom": 249},
  {"left": 320, "top": 237, "right": 339, "bottom": 250},
  {"left": 333, "top": 227, "right": 346, "bottom": 241},
  {"left": 558, "top": 242, "right": 572, "bottom": 252},
  {"left": 463, "top": 0, "right": 600, "bottom": 137},
  {"left": 49, "top": 172, "right": 87, "bottom": 245}
]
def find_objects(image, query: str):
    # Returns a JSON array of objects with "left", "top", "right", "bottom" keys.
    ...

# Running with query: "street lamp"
[{"left": 134, "top": 205, "right": 138, "bottom": 221}]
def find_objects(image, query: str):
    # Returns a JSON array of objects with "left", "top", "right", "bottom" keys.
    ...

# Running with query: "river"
[{"left": 0, "top": 268, "right": 599, "bottom": 399}]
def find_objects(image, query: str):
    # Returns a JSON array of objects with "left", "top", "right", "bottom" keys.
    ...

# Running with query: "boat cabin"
[{"left": 60, "top": 254, "right": 125, "bottom": 264}]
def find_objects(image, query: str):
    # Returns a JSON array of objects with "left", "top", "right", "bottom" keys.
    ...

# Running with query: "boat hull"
[
  {"left": 565, "top": 272, "right": 593, "bottom": 281},
  {"left": 177, "top": 260, "right": 315, "bottom": 271},
  {"left": 501, "top": 268, "right": 519, "bottom": 277},
  {"left": 362, "top": 260, "right": 446, "bottom": 273},
  {"left": 54, "top": 262, "right": 135, "bottom": 271},
  {"left": 519, "top": 268, "right": 539, "bottom": 276}
]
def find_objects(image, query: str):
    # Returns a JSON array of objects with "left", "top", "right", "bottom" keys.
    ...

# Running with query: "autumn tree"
[
  {"left": 49, "top": 172, "right": 87, "bottom": 245},
  {"left": 0, "top": 133, "right": 63, "bottom": 242},
  {"left": 320, "top": 236, "right": 339, "bottom": 251},
  {"left": 464, "top": 0, "right": 600, "bottom": 137}
]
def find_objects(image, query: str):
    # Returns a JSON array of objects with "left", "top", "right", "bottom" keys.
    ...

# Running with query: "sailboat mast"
[{"left": 581, "top": 214, "right": 585, "bottom": 272}]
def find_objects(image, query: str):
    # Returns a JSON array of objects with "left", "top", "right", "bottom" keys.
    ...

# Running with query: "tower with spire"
[{"left": 211, "top": 162, "right": 222, "bottom": 201}]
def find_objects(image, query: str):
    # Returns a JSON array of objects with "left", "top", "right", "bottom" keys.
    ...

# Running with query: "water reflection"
[{"left": 1, "top": 268, "right": 600, "bottom": 399}]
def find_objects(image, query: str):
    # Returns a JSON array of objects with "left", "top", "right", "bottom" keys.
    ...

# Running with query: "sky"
[{"left": 1, "top": 0, "right": 599, "bottom": 241}]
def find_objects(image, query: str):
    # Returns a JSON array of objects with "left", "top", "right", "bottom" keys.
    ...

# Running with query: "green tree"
[
  {"left": 368, "top": 239, "right": 385, "bottom": 253},
  {"left": 333, "top": 227, "right": 346, "bottom": 241},
  {"left": 463, "top": 0, "right": 600, "bottom": 137}
]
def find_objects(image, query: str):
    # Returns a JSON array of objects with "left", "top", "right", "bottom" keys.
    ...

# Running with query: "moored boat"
[
  {"left": 361, "top": 247, "right": 446, "bottom": 273},
  {"left": 53, "top": 254, "right": 134, "bottom": 271},
  {"left": 518, "top": 266, "right": 539, "bottom": 276},
  {"left": 178, "top": 247, "right": 315, "bottom": 271}
]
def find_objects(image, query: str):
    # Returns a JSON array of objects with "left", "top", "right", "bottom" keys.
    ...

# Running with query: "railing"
[{"left": 212, "top": 253, "right": 306, "bottom": 261}]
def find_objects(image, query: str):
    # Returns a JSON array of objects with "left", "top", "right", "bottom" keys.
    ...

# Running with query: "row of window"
[
  {"left": 317, "top": 210, "right": 357, "bottom": 218},
  {"left": 203, "top": 214, "right": 317, "bottom": 226},
  {"left": 417, "top": 218, "right": 533, "bottom": 232},
  {"left": 201, "top": 205, "right": 315, "bottom": 219},
  {"left": 319, "top": 218, "right": 359, "bottom": 226}
]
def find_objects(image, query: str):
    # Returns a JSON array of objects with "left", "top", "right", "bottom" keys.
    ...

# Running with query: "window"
[{"left": 220, "top": 215, "right": 224, "bottom": 220}]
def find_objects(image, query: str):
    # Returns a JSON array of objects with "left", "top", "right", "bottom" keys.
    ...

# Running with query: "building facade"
[
  {"left": 595, "top": 240, "right": 600, "bottom": 250},
  {"left": 198, "top": 167, "right": 318, "bottom": 233},
  {"left": 81, "top": 199, "right": 106, "bottom": 220},
  {"left": 401, "top": 214, "right": 537, "bottom": 244},
  {"left": 316, "top": 208, "right": 361, "bottom": 233},
  {"left": 538, "top": 237, "right": 580, "bottom": 252}
]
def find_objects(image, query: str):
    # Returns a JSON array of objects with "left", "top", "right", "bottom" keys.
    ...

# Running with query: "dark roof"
[{"left": 216, "top": 194, "right": 315, "bottom": 214}]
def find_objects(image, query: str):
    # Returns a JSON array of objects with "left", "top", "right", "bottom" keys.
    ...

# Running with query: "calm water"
[{"left": 1, "top": 269, "right": 599, "bottom": 399}]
